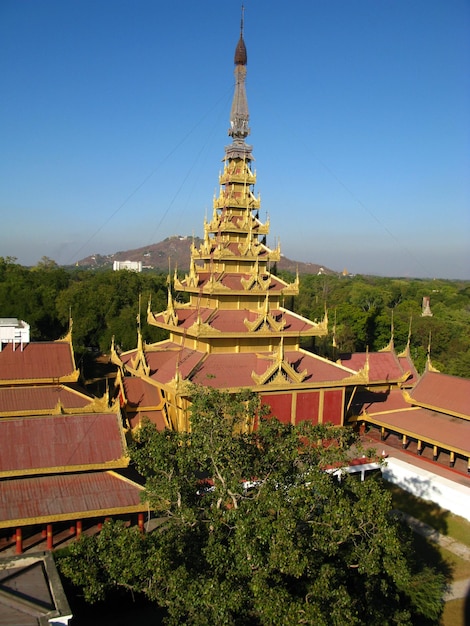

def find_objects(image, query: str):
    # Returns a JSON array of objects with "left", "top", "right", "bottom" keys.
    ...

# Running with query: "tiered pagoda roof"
[{"left": 113, "top": 22, "right": 369, "bottom": 432}]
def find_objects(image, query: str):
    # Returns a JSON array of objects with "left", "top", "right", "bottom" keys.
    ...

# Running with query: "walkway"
[{"left": 395, "top": 510, "right": 470, "bottom": 602}]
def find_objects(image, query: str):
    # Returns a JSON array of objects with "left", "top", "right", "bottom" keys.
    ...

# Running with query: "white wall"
[
  {"left": 382, "top": 457, "right": 470, "bottom": 521},
  {"left": 0, "top": 318, "right": 30, "bottom": 349}
]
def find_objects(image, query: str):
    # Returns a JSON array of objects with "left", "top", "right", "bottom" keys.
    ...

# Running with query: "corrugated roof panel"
[
  {"left": 367, "top": 407, "right": 470, "bottom": 454},
  {"left": 123, "top": 377, "right": 162, "bottom": 408},
  {"left": 0, "top": 342, "right": 75, "bottom": 381},
  {"left": 0, "top": 413, "right": 126, "bottom": 474},
  {"left": 409, "top": 371, "right": 470, "bottom": 418},
  {"left": 0, "top": 472, "right": 145, "bottom": 526},
  {"left": 0, "top": 385, "right": 92, "bottom": 413},
  {"left": 341, "top": 351, "right": 404, "bottom": 382}
]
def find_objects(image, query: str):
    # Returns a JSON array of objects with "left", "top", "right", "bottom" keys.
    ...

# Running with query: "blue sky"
[{"left": 1, "top": 0, "right": 469, "bottom": 278}]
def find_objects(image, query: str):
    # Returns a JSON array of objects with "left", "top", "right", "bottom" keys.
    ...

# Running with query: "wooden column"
[
  {"left": 402, "top": 434, "right": 407, "bottom": 449},
  {"left": 76, "top": 520, "right": 82, "bottom": 539},
  {"left": 15, "top": 528, "right": 22, "bottom": 554},
  {"left": 46, "top": 524, "right": 53, "bottom": 550},
  {"left": 417, "top": 440, "right": 422, "bottom": 455},
  {"left": 380, "top": 426, "right": 385, "bottom": 441},
  {"left": 138, "top": 513, "right": 144, "bottom": 533},
  {"left": 449, "top": 451, "right": 455, "bottom": 468},
  {"left": 433, "top": 445, "right": 438, "bottom": 461}
]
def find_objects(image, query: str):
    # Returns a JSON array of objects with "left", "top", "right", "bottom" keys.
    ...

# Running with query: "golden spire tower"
[{"left": 113, "top": 12, "right": 360, "bottom": 432}]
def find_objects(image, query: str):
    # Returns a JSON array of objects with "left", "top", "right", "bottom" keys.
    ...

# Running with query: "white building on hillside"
[{"left": 113, "top": 260, "right": 142, "bottom": 272}]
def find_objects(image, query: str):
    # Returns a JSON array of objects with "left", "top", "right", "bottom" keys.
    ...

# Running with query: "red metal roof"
[
  {"left": 0, "top": 471, "right": 145, "bottom": 527},
  {"left": 356, "top": 388, "right": 411, "bottom": 415},
  {"left": 0, "top": 384, "right": 92, "bottom": 414},
  {"left": 180, "top": 271, "right": 291, "bottom": 293},
  {"left": 0, "top": 413, "right": 127, "bottom": 475},
  {"left": 123, "top": 377, "right": 162, "bottom": 408},
  {"left": 397, "top": 352, "right": 419, "bottom": 386},
  {"left": 154, "top": 307, "right": 319, "bottom": 334},
  {"left": 0, "top": 342, "right": 76, "bottom": 382},
  {"left": 128, "top": 409, "right": 167, "bottom": 430},
  {"left": 365, "top": 406, "right": 470, "bottom": 455},
  {"left": 190, "top": 349, "right": 355, "bottom": 389},
  {"left": 121, "top": 342, "right": 205, "bottom": 383},
  {"left": 340, "top": 351, "right": 405, "bottom": 382},
  {"left": 408, "top": 370, "right": 470, "bottom": 418}
]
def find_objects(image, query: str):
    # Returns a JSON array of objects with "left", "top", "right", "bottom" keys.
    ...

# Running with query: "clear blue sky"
[{"left": 1, "top": 0, "right": 469, "bottom": 278}]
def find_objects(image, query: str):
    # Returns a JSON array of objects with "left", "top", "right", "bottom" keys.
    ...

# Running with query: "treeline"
[
  {"left": 0, "top": 257, "right": 168, "bottom": 354},
  {"left": 287, "top": 272, "right": 470, "bottom": 377},
  {"left": 1, "top": 256, "right": 469, "bottom": 377}
]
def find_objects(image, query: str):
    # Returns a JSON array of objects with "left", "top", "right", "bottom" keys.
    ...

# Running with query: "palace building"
[
  {"left": 111, "top": 23, "right": 370, "bottom": 433},
  {"left": 111, "top": 20, "right": 470, "bottom": 481},
  {"left": 0, "top": 325, "right": 148, "bottom": 555}
]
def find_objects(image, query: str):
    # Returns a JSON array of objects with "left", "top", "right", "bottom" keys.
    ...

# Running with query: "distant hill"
[{"left": 76, "top": 236, "right": 338, "bottom": 276}]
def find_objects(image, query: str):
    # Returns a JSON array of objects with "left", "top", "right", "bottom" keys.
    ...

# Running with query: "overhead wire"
[{"left": 66, "top": 84, "right": 233, "bottom": 267}]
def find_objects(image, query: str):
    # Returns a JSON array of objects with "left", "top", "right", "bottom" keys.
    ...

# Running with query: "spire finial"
[{"left": 228, "top": 5, "right": 250, "bottom": 153}]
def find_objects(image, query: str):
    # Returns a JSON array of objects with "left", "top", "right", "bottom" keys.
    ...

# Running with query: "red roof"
[
  {"left": 127, "top": 409, "right": 167, "bottom": 430},
  {"left": 365, "top": 406, "right": 470, "bottom": 455},
  {"left": 397, "top": 351, "right": 419, "bottom": 386},
  {"left": 340, "top": 351, "right": 405, "bottom": 383},
  {"left": 0, "top": 342, "right": 76, "bottom": 382},
  {"left": 190, "top": 349, "right": 355, "bottom": 389},
  {"left": 121, "top": 342, "right": 205, "bottom": 383},
  {"left": 180, "top": 271, "right": 291, "bottom": 293},
  {"left": 123, "top": 377, "right": 162, "bottom": 408},
  {"left": 0, "top": 413, "right": 127, "bottom": 475},
  {"left": 0, "top": 471, "right": 145, "bottom": 527},
  {"left": 0, "top": 384, "right": 92, "bottom": 414},
  {"left": 122, "top": 342, "right": 354, "bottom": 390},
  {"left": 408, "top": 370, "right": 470, "bottom": 418},
  {"left": 160, "top": 307, "right": 320, "bottom": 334},
  {"left": 359, "top": 388, "right": 411, "bottom": 414}
]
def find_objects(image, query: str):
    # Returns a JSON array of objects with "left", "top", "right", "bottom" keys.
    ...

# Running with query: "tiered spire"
[
  {"left": 113, "top": 10, "right": 365, "bottom": 434},
  {"left": 227, "top": 6, "right": 251, "bottom": 158}
]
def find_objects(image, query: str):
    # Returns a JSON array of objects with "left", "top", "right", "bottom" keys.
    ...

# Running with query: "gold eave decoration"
[
  {"left": 186, "top": 315, "right": 219, "bottom": 336},
  {"left": 244, "top": 313, "right": 285, "bottom": 333},
  {"left": 160, "top": 288, "right": 179, "bottom": 326},
  {"left": 240, "top": 273, "right": 271, "bottom": 291},
  {"left": 244, "top": 297, "right": 285, "bottom": 333},
  {"left": 59, "top": 369, "right": 80, "bottom": 383},
  {"left": 251, "top": 339, "right": 307, "bottom": 386},
  {"left": 240, "top": 258, "right": 271, "bottom": 291},
  {"left": 213, "top": 245, "right": 235, "bottom": 259},
  {"left": 162, "top": 308, "right": 178, "bottom": 326},
  {"left": 280, "top": 271, "right": 300, "bottom": 296},
  {"left": 130, "top": 341, "right": 150, "bottom": 377},
  {"left": 339, "top": 369, "right": 370, "bottom": 385},
  {"left": 205, "top": 272, "right": 229, "bottom": 292},
  {"left": 172, "top": 369, "right": 192, "bottom": 396},
  {"left": 252, "top": 359, "right": 307, "bottom": 386}
]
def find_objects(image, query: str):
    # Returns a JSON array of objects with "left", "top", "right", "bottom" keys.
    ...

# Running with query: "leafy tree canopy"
[{"left": 56, "top": 387, "right": 446, "bottom": 625}]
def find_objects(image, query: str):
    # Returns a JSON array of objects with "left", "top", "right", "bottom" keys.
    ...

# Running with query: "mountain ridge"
[{"left": 75, "top": 236, "right": 339, "bottom": 276}]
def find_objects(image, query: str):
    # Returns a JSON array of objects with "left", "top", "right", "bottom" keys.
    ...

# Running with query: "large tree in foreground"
[{"left": 57, "top": 387, "right": 446, "bottom": 625}]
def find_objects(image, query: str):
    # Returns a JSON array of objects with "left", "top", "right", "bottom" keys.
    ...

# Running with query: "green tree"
[{"left": 56, "top": 387, "right": 447, "bottom": 625}]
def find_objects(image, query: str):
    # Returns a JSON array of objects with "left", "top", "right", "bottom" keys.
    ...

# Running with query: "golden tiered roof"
[{"left": 113, "top": 19, "right": 366, "bottom": 432}]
